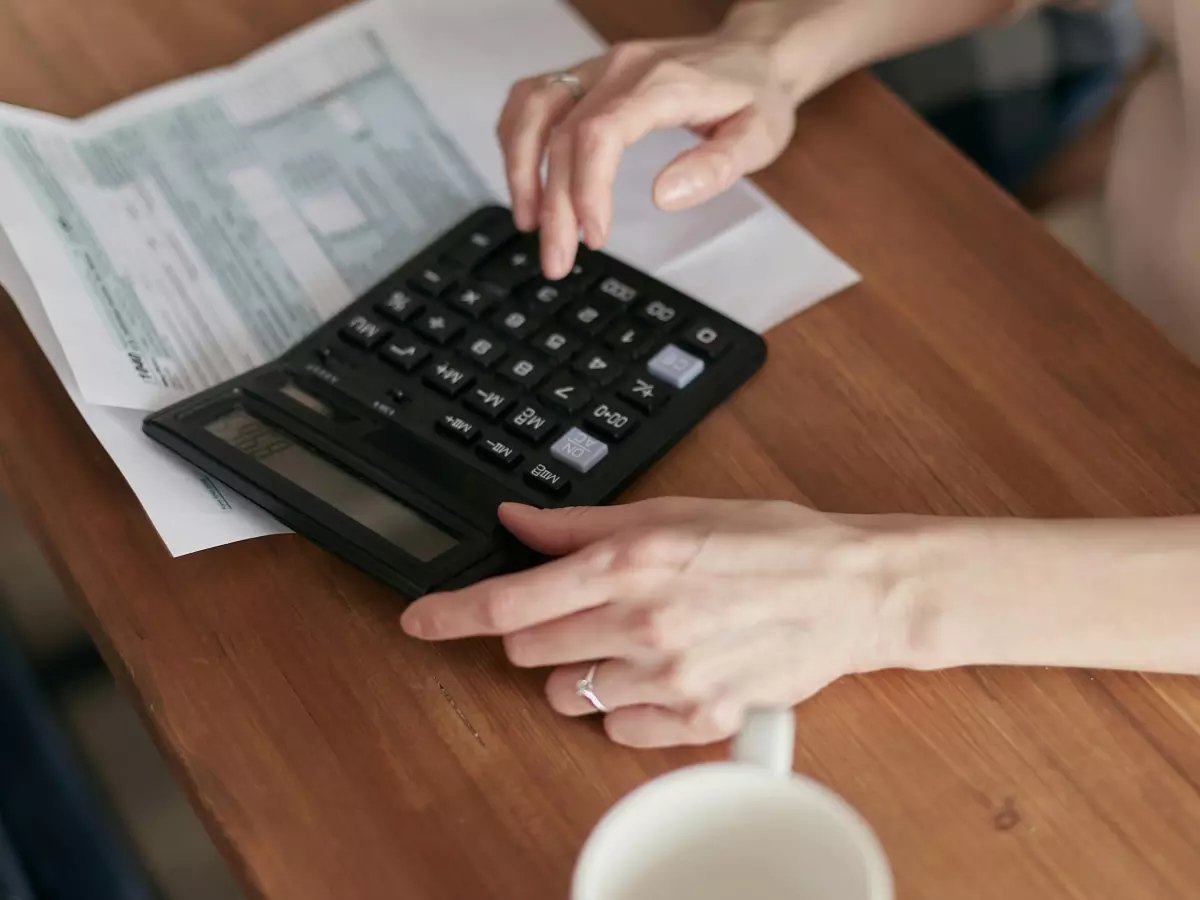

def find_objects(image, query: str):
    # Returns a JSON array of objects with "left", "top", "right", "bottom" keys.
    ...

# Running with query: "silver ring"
[
  {"left": 575, "top": 662, "right": 609, "bottom": 713},
  {"left": 544, "top": 71, "right": 585, "bottom": 101}
]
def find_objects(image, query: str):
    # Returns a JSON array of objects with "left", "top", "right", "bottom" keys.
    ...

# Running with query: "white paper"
[
  {"left": 0, "top": 234, "right": 289, "bottom": 556},
  {"left": 0, "top": 0, "right": 858, "bottom": 557}
]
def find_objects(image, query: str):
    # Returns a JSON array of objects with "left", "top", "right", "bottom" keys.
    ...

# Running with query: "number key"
[
  {"left": 493, "top": 307, "right": 541, "bottom": 341},
  {"left": 532, "top": 328, "right": 582, "bottom": 363},
  {"left": 572, "top": 348, "right": 622, "bottom": 386},
  {"left": 521, "top": 280, "right": 572, "bottom": 315},
  {"left": 538, "top": 373, "right": 590, "bottom": 414},
  {"left": 585, "top": 400, "right": 639, "bottom": 441},
  {"left": 603, "top": 321, "right": 655, "bottom": 358},
  {"left": 562, "top": 298, "right": 614, "bottom": 336},
  {"left": 500, "top": 354, "right": 549, "bottom": 389},
  {"left": 462, "top": 330, "right": 506, "bottom": 369},
  {"left": 681, "top": 322, "right": 732, "bottom": 359},
  {"left": 594, "top": 275, "right": 639, "bottom": 304},
  {"left": 635, "top": 298, "right": 680, "bottom": 327}
]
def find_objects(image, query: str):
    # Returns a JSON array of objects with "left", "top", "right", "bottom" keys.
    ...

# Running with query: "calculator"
[{"left": 143, "top": 205, "right": 767, "bottom": 597}]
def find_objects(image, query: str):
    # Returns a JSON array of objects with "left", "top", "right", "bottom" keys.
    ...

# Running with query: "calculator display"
[{"left": 204, "top": 409, "right": 458, "bottom": 562}]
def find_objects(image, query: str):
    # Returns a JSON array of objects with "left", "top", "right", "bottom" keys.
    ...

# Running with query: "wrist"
[{"left": 717, "top": 0, "right": 877, "bottom": 104}]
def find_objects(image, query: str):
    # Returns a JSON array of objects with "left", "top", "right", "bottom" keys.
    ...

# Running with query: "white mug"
[{"left": 571, "top": 708, "right": 893, "bottom": 900}]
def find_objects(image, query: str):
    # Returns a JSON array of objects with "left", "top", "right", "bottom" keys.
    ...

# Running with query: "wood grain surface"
[{"left": 2, "top": 1, "right": 1199, "bottom": 898}]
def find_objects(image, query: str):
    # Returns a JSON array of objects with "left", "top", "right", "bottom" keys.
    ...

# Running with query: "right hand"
[{"left": 496, "top": 26, "right": 804, "bottom": 279}]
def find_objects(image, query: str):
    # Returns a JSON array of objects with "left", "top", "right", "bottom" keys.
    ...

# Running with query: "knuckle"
[
  {"left": 481, "top": 588, "right": 521, "bottom": 632},
  {"left": 502, "top": 633, "right": 536, "bottom": 667},
  {"left": 574, "top": 114, "right": 614, "bottom": 153},
  {"left": 627, "top": 603, "right": 680, "bottom": 652},
  {"left": 659, "top": 657, "right": 709, "bottom": 703},
  {"left": 607, "top": 41, "right": 648, "bottom": 69},
  {"left": 614, "top": 529, "right": 701, "bottom": 571},
  {"left": 645, "top": 58, "right": 695, "bottom": 89}
]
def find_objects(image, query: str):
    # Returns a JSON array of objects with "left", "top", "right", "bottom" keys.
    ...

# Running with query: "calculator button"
[
  {"left": 635, "top": 298, "right": 680, "bottom": 327},
  {"left": 593, "top": 275, "right": 639, "bottom": 304},
  {"left": 573, "top": 348, "right": 622, "bottom": 385},
  {"left": 522, "top": 280, "right": 572, "bottom": 315},
  {"left": 476, "top": 241, "right": 538, "bottom": 292},
  {"left": 562, "top": 298, "right": 614, "bottom": 336},
  {"left": 463, "top": 380, "right": 516, "bottom": 420},
  {"left": 681, "top": 323, "right": 731, "bottom": 358},
  {"left": 603, "top": 321, "right": 655, "bottom": 358},
  {"left": 410, "top": 265, "right": 453, "bottom": 298},
  {"left": 376, "top": 289, "right": 423, "bottom": 324},
  {"left": 532, "top": 328, "right": 582, "bottom": 363},
  {"left": 618, "top": 375, "right": 672, "bottom": 414},
  {"left": 585, "top": 400, "right": 639, "bottom": 441},
  {"left": 560, "top": 254, "right": 602, "bottom": 292},
  {"left": 538, "top": 373, "right": 591, "bottom": 413},
  {"left": 447, "top": 285, "right": 496, "bottom": 319},
  {"left": 500, "top": 355, "right": 549, "bottom": 389},
  {"left": 423, "top": 357, "right": 475, "bottom": 397},
  {"left": 389, "top": 387, "right": 407, "bottom": 404},
  {"left": 380, "top": 337, "right": 431, "bottom": 373},
  {"left": 524, "top": 461, "right": 571, "bottom": 496},
  {"left": 339, "top": 314, "right": 390, "bottom": 350},
  {"left": 493, "top": 307, "right": 541, "bottom": 341},
  {"left": 550, "top": 427, "right": 609, "bottom": 474},
  {"left": 476, "top": 437, "right": 523, "bottom": 470},
  {"left": 436, "top": 412, "right": 480, "bottom": 445},
  {"left": 444, "top": 223, "right": 513, "bottom": 268},
  {"left": 647, "top": 344, "right": 705, "bottom": 389},
  {"left": 462, "top": 331, "right": 507, "bottom": 369},
  {"left": 505, "top": 403, "right": 557, "bottom": 445},
  {"left": 414, "top": 310, "right": 466, "bottom": 346}
]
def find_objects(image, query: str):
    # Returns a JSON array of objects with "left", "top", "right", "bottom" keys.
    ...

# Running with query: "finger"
[
  {"left": 504, "top": 581, "right": 799, "bottom": 669},
  {"left": 539, "top": 122, "right": 581, "bottom": 279},
  {"left": 604, "top": 700, "right": 746, "bottom": 748},
  {"left": 571, "top": 78, "right": 751, "bottom": 239},
  {"left": 653, "top": 109, "right": 786, "bottom": 211},
  {"left": 498, "top": 498, "right": 715, "bottom": 556},
  {"left": 497, "top": 77, "right": 581, "bottom": 231},
  {"left": 400, "top": 550, "right": 660, "bottom": 640},
  {"left": 545, "top": 659, "right": 682, "bottom": 716}
]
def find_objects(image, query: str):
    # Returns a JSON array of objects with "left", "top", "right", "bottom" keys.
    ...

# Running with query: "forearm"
[
  {"left": 721, "top": 0, "right": 1029, "bottom": 101},
  {"left": 883, "top": 516, "right": 1200, "bottom": 675}
]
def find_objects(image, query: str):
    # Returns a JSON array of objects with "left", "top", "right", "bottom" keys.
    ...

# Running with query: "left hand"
[{"left": 400, "top": 498, "right": 907, "bottom": 748}]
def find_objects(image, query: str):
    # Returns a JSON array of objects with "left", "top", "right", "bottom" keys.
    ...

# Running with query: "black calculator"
[{"left": 143, "top": 206, "right": 766, "bottom": 597}]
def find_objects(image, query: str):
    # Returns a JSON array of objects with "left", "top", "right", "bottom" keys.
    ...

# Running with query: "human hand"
[
  {"left": 400, "top": 498, "right": 913, "bottom": 748},
  {"left": 496, "top": 8, "right": 826, "bottom": 279}
]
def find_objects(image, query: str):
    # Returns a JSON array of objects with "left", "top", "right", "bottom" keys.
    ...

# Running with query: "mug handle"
[{"left": 731, "top": 706, "right": 795, "bottom": 777}]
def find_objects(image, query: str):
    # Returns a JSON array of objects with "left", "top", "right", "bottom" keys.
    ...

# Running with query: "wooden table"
[{"left": 3, "top": 1, "right": 1200, "bottom": 898}]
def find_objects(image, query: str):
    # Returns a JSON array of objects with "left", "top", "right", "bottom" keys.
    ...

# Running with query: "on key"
[
  {"left": 524, "top": 461, "right": 571, "bottom": 496},
  {"left": 339, "top": 314, "right": 390, "bottom": 350}
]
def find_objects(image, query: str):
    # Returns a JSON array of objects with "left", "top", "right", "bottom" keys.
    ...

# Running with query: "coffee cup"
[{"left": 571, "top": 708, "right": 892, "bottom": 900}]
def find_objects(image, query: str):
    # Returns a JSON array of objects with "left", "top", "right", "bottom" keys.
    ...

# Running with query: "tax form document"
[{"left": 0, "top": 0, "right": 858, "bottom": 555}]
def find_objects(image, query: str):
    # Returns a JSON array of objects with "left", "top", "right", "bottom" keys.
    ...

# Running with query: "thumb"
[
  {"left": 498, "top": 498, "right": 713, "bottom": 556},
  {"left": 653, "top": 109, "right": 786, "bottom": 211}
]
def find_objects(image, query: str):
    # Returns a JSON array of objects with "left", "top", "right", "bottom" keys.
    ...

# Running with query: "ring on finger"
[
  {"left": 543, "top": 70, "right": 586, "bottom": 102},
  {"left": 575, "top": 661, "right": 609, "bottom": 713}
]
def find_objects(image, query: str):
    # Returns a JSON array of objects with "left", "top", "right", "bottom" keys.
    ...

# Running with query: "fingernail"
[{"left": 656, "top": 172, "right": 706, "bottom": 210}]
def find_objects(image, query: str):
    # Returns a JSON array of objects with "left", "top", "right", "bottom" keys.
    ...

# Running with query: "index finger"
[{"left": 400, "top": 546, "right": 634, "bottom": 640}]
